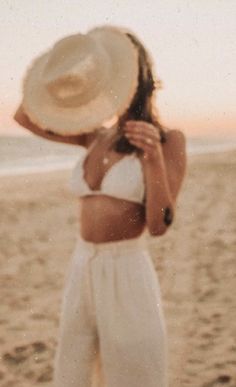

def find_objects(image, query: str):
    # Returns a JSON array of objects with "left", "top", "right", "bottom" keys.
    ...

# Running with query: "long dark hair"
[{"left": 110, "top": 30, "right": 167, "bottom": 154}]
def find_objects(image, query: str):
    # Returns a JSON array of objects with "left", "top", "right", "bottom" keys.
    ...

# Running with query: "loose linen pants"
[{"left": 53, "top": 232, "right": 168, "bottom": 387}]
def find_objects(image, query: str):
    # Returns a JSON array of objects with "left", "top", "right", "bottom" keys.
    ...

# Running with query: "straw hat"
[{"left": 22, "top": 25, "right": 139, "bottom": 135}]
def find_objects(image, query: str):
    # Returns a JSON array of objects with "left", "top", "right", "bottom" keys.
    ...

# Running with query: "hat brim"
[{"left": 22, "top": 26, "right": 139, "bottom": 136}]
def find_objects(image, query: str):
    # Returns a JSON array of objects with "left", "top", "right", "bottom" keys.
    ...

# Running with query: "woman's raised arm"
[{"left": 13, "top": 104, "right": 91, "bottom": 148}]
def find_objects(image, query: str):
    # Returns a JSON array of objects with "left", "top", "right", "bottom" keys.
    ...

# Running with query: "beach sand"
[{"left": 0, "top": 149, "right": 235, "bottom": 387}]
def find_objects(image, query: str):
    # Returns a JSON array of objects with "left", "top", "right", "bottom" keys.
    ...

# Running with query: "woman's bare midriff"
[{"left": 79, "top": 195, "right": 146, "bottom": 243}]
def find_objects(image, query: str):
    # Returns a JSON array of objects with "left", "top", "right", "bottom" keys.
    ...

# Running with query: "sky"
[{"left": 0, "top": 0, "right": 236, "bottom": 138}]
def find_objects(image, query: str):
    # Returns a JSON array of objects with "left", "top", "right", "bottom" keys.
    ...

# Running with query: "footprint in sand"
[
  {"left": 227, "top": 359, "right": 236, "bottom": 365},
  {"left": 214, "top": 362, "right": 225, "bottom": 370},
  {"left": 200, "top": 331, "right": 215, "bottom": 340},
  {"left": 197, "top": 288, "right": 217, "bottom": 302},
  {"left": 3, "top": 346, "right": 28, "bottom": 365},
  {"left": 216, "top": 374, "right": 231, "bottom": 383},
  {"left": 211, "top": 312, "right": 222, "bottom": 319},
  {"left": 212, "top": 325, "right": 222, "bottom": 333},
  {"left": 30, "top": 312, "right": 46, "bottom": 320},
  {"left": 210, "top": 238, "right": 227, "bottom": 249},
  {"left": 32, "top": 341, "right": 47, "bottom": 353},
  {"left": 202, "top": 374, "right": 232, "bottom": 387},
  {"left": 3, "top": 341, "right": 48, "bottom": 366},
  {"left": 37, "top": 365, "right": 53, "bottom": 382},
  {"left": 229, "top": 344, "right": 236, "bottom": 352},
  {"left": 199, "top": 316, "right": 210, "bottom": 324},
  {"left": 0, "top": 368, "right": 5, "bottom": 380},
  {"left": 24, "top": 370, "right": 35, "bottom": 380}
]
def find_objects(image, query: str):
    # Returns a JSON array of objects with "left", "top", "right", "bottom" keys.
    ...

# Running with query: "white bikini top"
[{"left": 68, "top": 149, "right": 146, "bottom": 204}]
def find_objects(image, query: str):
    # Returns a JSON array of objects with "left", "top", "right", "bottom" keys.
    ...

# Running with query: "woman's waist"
[
  {"left": 78, "top": 196, "right": 146, "bottom": 241},
  {"left": 79, "top": 219, "right": 146, "bottom": 244}
]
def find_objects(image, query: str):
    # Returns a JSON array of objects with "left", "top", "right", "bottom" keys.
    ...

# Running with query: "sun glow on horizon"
[{"left": 1, "top": 1, "right": 235, "bottom": 138}]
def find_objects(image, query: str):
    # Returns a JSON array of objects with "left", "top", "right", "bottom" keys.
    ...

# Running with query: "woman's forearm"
[
  {"left": 13, "top": 105, "right": 87, "bottom": 146},
  {"left": 143, "top": 144, "right": 175, "bottom": 236}
]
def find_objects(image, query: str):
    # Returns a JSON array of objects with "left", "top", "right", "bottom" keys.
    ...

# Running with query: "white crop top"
[{"left": 68, "top": 149, "right": 146, "bottom": 204}]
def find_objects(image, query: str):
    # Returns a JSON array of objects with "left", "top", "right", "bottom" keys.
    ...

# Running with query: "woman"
[{"left": 14, "top": 26, "right": 186, "bottom": 387}]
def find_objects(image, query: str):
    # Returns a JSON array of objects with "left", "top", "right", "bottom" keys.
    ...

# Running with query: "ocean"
[{"left": 0, "top": 135, "right": 236, "bottom": 176}]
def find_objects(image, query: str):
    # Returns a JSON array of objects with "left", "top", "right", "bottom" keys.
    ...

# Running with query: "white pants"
[{"left": 53, "top": 232, "right": 169, "bottom": 387}]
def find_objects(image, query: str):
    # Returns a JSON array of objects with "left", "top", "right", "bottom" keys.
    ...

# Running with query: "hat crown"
[
  {"left": 42, "top": 33, "right": 110, "bottom": 107},
  {"left": 22, "top": 25, "right": 139, "bottom": 135}
]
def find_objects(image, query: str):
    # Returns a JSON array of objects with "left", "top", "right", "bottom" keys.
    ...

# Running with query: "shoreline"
[{"left": 1, "top": 147, "right": 236, "bottom": 178}]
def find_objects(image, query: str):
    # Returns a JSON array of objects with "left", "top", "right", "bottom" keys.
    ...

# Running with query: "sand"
[{"left": 0, "top": 149, "right": 235, "bottom": 387}]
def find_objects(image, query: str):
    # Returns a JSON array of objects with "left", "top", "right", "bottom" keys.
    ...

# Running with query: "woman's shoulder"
[
  {"left": 162, "top": 128, "right": 187, "bottom": 178},
  {"left": 163, "top": 129, "right": 186, "bottom": 159},
  {"left": 165, "top": 128, "right": 186, "bottom": 144}
]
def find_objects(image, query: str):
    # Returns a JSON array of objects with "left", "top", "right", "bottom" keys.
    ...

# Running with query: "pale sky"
[{"left": 1, "top": 0, "right": 236, "bottom": 138}]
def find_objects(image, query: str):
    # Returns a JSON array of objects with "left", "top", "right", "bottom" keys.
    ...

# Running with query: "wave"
[{"left": 0, "top": 137, "right": 236, "bottom": 176}]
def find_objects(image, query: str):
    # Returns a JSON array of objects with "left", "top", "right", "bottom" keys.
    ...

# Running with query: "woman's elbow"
[
  {"left": 147, "top": 206, "right": 175, "bottom": 236},
  {"left": 148, "top": 223, "right": 169, "bottom": 237}
]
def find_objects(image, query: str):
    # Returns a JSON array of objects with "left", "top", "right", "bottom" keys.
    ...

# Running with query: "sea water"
[{"left": 0, "top": 135, "right": 236, "bottom": 176}]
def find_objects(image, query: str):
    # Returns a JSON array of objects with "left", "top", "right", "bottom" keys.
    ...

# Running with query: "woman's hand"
[
  {"left": 124, "top": 120, "right": 175, "bottom": 235},
  {"left": 124, "top": 120, "right": 162, "bottom": 162}
]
